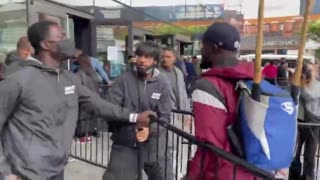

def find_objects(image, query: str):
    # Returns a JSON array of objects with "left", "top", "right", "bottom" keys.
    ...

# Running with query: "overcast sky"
[{"left": 20, "top": 0, "right": 300, "bottom": 19}]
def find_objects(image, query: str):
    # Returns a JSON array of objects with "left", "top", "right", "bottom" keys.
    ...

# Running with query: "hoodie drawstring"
[{"left": 56, "top": 69, "right": 60, "bottom": 83}]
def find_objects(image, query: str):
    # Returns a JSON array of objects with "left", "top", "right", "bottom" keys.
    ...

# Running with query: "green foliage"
[
  {"left": 309, "top": 20, "right": 320, "bottom": 42},
  {"left": 146, "top": 25, "right": 208, "bottom": 36}
]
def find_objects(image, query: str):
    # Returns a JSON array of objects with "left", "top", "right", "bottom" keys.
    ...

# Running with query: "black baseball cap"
[{"left": 203, "top": 22, "right": 240, "bottom": 52}]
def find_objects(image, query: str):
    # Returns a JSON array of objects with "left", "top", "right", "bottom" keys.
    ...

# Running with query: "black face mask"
[
  {"left": 51, "top": 39, "right": 76, "bottom": 60},
  {"left": 200, "top": 60, "right": 212, "bottom": 69},
  {"left": 134, "top": 65, "right": 154, "bottom": 78}
]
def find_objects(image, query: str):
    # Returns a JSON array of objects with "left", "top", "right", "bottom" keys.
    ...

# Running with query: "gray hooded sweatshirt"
[
  {"left": 0, "top": 60, "right": 132, "bottom": 179},
  {"left": 299, "top": 80, "right": 320, "bottom": 122},
  {"left": 159, "top": 66, "right": 190, "bottom": 111},
  {"left": 107, "top": 69, "right": 172, "bottom": 147}
]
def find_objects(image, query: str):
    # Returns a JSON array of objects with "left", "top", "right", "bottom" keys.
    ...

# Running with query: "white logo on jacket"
[
  {"left": 65, "top": 85, "right": 75, "bottom": 95},
  {"left": 151, "top": 93, "right": 161, "bottom": 100},
  {"left": 281, "top": 102, "right": 294, "bottom": 115}
]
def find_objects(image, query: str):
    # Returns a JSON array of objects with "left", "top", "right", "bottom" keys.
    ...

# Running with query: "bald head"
[{"left": 17, "top": 36, "right": 34, "bottom": 60}]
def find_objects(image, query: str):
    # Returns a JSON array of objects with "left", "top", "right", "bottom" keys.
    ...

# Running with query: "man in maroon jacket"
[{"left": 188, "top": 22, "right": 256, "bottom": 180}]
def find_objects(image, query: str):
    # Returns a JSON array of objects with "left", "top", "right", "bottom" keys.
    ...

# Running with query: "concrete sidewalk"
[{"left": 65, "top": 159, "right": 105, "bottom": 180}]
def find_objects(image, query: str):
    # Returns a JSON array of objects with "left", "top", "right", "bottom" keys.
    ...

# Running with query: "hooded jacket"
[
  {"left": 299, "top": 80, "right": 320, "bottom": 122},
  {"left": 0, "top": 60, "right": 132, "bottom": 179},
  {"left": 5, "top": 51, "right": 20, "bottom": 66},
  {"left": 107, "top": 69, "right": 172, "bottom": 147},
  {"left": 159, "top": 66, "right": 190, "bottom": 111},
  {"left": 189, "top": 62, "right": 256, "bottom": 180}
]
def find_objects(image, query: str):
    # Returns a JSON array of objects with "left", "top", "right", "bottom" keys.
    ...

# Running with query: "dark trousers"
[
  {"left": 103, "top": 133, "right": 173, "bottom": 180},
  {"left": 292, "top": 122, "right": 319, "bottom": 180}
]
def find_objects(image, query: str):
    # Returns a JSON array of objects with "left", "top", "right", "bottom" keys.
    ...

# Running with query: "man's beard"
[{"left": 135, "top": 65, "right": 154, "bottom": 78}]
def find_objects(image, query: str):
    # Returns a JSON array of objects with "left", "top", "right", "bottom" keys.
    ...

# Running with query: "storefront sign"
[
  {"left": 263, "top": 40, "right": 298, "bottom": 47},
  {"left": 101, "top": 9, "right": 121, "bottom": 19}
]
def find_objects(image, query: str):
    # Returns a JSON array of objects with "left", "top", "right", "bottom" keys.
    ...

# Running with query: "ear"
[{"left": 40, "top": 40, "right": 51, "bottom": 51}]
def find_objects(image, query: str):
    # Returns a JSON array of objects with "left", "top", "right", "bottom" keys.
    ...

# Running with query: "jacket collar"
[{"left": 21, "top": 58, "right": 63, "bottom": 74}]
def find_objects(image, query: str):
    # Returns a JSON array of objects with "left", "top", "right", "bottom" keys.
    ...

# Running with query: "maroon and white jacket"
[{"left": 189, "top": 62, "right": 257, "bottom": 180}]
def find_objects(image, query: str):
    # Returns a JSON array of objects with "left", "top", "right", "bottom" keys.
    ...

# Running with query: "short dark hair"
[
  {"left": 162, "top": 47, "right": 177, "bottom": 57},
  {"left": 135, "top": 41, "right": 161, "bottom": 62},
  {"left": 17, "top": 36, "right": 32, "bottom": 50},
  {"left": 27, "top": 21, "right": 59, "bottom": 55}
]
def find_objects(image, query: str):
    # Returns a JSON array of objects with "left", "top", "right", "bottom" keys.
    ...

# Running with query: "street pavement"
[{"left": 65, "top": 159, "right": 105, "bottom": 180}]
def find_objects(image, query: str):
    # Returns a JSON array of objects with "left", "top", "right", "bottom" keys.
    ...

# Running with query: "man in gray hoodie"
[
  {"left": 0, "top": 21, "right": 154, "bottom": 180},
  {"left": 103, "top": 42, "right": 173, "bottom": 180},
  {"left": 159, "top": 47, "right": 190, "bottom": 111},
  {"left": 291, "top": 61, "right": 320, "bottom": 180}
]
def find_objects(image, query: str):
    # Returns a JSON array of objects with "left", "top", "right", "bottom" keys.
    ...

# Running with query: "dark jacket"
[
  {"left": 189, "top": 62, "right": 256, "bottom": 180},
  {"left": 107, "top": 69, "right": 172, "bottom": 147},
  {"left": 0, "top": 60, "right": 132, "bottom": 179},
  {"left": 277, "top": 66, "right": 292, "bottom": 87},
  {"left": 5, "top": 51, "right": 20, "bottom": 66},
  {"left": 75, "top": 69, "right": 101, "bottom": 137},
  {"left": 4, "top": 51, "right": 22, "bottom": 76}
]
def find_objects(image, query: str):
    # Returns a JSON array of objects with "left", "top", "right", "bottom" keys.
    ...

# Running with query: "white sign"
[
  {"left": 101, "top": 9, "right": 121, "bottom": 19},
  {"left": 107, "top": 46, "right": 119, "bottom": 62}
]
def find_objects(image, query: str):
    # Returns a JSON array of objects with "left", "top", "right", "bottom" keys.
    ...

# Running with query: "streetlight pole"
[{"left": 185, "top": 0, "right": 187, "bottom": 19}]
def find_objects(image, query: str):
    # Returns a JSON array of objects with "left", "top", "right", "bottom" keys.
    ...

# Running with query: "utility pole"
[{"left": 185, "top": 0, "right": 187, "bottom": 19}]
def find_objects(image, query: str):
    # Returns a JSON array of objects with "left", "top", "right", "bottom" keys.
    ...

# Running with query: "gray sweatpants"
[{"left": 103, "top": 132, "right": 173, "bottom": 180}]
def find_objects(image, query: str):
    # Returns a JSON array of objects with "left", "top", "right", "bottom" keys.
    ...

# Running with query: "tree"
[
  {"left": 309, "top": 20, "right": 320, "bottom": 60},
  {"left": 309, "top": 20, "right": 320, "bottom": 42}
]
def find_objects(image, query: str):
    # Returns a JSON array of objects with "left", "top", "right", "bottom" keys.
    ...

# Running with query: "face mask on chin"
[{"left": 134, "top": 65, "right": 154, "bottom": 78}]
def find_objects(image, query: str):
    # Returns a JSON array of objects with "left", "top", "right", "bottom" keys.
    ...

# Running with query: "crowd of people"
[
  {"left": 262, "top": 59, "right": 293, "bottom": 87},
  {"left": 0, "top": 19, "right": 319, "bottom": 180}
]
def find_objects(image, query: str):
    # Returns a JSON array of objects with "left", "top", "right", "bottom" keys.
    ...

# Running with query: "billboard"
[
  {"left": 300, "top": 0, "right": 320, "bottom": 14},
  {"left": 143, "top": 4, "right": 224, "bottom": 21}
]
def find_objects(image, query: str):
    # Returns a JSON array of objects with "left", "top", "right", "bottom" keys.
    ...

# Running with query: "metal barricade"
[
  {"left": 70, "top": 117, "right": 110, "bottom": 168},
  {"left": 69, "top": 110, "right": 195, "bottom": 170},
  {"left": 70, "top": 110, "right": 275, "bottom": 180},
  {"left": 138, "top": 113, "right": 276, "bottom": 180},
  {"left": 289, "top": 122, "right": 320, "bottom": 180}
]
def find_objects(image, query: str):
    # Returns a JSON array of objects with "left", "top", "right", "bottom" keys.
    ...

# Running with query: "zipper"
[
  {"left": 56, "top": 69, "right": 60, "bottom": 83},
  {"left": 144, "top": 80, "right": 147, "bottom": 92}
]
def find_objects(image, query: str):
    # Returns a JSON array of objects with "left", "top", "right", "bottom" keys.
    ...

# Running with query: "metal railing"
[
  {"left": 289, "top": 122, "right": 320, "bottom": 180},
  {"left": 70, "top": 110, "right": 276, "bottom": 180}
]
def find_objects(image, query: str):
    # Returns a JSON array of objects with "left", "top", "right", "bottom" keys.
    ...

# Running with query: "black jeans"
[{"left": 293, "top": 122, "right": 319, "bottom": 180}]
